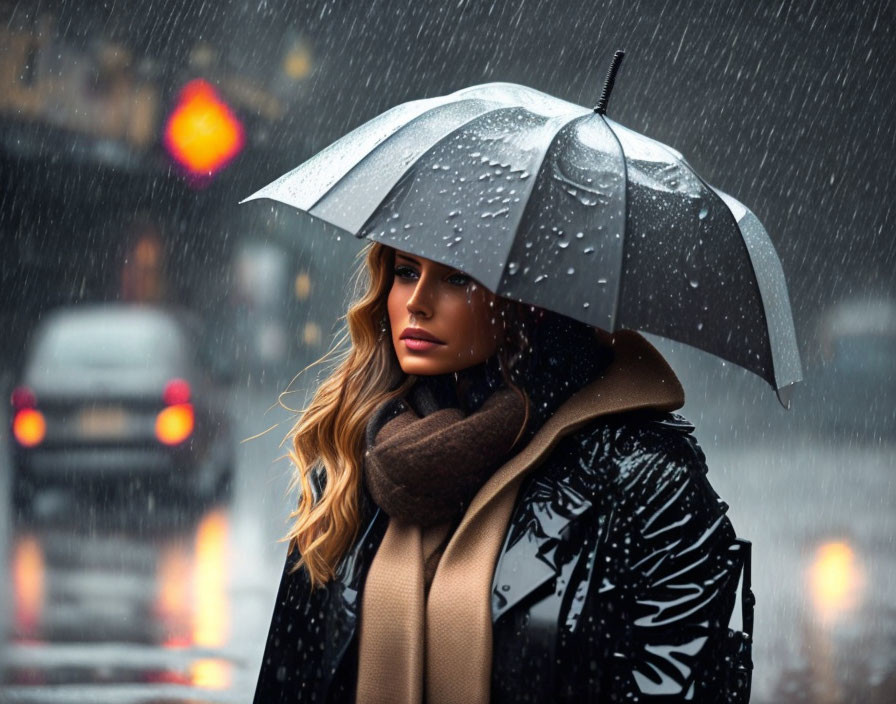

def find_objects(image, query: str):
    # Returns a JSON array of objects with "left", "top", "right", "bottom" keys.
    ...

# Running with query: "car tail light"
[
  {"left": 13, "top": 408, "right": 46, "bottom": 448},
  {"left": 156, "top": 404, "right": 194, "bottom": 446},
  {"left": 11, "top": 386, "right": 37, "bottom": 410},
  {"left": 163, "top": 379, "right": 191, "bottom": 406}
]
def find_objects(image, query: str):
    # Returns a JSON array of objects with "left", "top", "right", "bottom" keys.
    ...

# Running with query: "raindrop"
[
  {"left": 597, "top": 278, "right": 607, "bottom": 285},
  {"left": 689, "top": 279, "right": 699, "bottom": 289},
  {"left": 583, "top": 246, "right": 595, "bottom": 254},
  {"left": 576, "top": 232, "right": 584, "bottom": 239},
  {"left": 698, "top": 204, "right": 709, "bottom": 219},
  {"left": 534, "top": 274, "right": 547, "bottom": 283},
  {"left": 558, "top": 241, "right": 570, "bottom": 249},
  {"left": 567, "top": 267, "right": 575, "bottom": 275},
  {"left": 448, "top": 210, "right": 461, "bottom": 218},
  {"left": 508, "top": 262, "right": 519, "bottom": 275},
  {"left": 697, "top": 322, "right": 704, "bottom": 331},
  {"left": 583, "top": 302, "right": 590, "bottom": 308}
]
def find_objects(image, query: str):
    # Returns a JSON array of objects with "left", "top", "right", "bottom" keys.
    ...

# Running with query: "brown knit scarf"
[
  {"left": 363, "top": 385, "right": 528, "bottom": 592},
  {"left": 356, "top": 382, "right": 526, "bottom": 704}
]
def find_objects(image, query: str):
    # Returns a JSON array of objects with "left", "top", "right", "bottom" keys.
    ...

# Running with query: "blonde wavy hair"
[{"left": 283, "top": 241, "right": 535, "bottom": 590}]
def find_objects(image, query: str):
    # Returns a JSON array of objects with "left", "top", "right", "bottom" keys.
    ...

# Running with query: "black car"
[{"left": 9, "top": 304, "right": 234, "bottom": 511}]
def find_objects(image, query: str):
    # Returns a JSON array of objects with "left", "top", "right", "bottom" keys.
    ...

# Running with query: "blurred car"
[
  {"left": 9, "top": 304, "right": 235, "bottom": 510},
  {"left": 811, "top": 295, "right": 896, "bottom": 439}
]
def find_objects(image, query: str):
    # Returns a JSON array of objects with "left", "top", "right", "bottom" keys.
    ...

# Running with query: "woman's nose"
[{"left": 406, "top": 277, "right": 435, "bottom": 318}]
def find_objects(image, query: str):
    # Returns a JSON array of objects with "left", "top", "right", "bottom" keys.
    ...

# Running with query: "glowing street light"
[
  {"left": 163, "top": 79, "right": 245, "bottom": 185},
  {"left": 808, "top": 540, "right": 864, "bottom": 625}
]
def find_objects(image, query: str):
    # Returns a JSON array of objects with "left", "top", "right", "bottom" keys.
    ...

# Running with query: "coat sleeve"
[{"left": 598, "top": 424, "right": 742, "bottom": 702}]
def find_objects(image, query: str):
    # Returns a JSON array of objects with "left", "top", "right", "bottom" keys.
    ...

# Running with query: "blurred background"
[{"left": 0, "top": 0, "right": 893, "bottom": 702}]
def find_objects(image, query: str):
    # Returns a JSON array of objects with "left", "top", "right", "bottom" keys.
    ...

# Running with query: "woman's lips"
[
  {"left": 399, "top": 327, "right": 445, "bottom": 349},
  {"left": 403, "top": 338, "right": 443, "bottom": 352}
]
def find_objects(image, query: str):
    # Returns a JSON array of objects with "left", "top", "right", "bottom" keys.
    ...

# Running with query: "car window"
[{"left": 28, "top": 310, "right": 191, "bottom": 371}]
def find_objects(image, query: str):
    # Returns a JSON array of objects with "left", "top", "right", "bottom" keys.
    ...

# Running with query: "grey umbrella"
[{"left": 241, "top": 53, "right": 802, "bottom": 408}]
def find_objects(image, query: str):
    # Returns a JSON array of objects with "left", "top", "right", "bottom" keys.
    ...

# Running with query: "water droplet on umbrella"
[
  {"left": 508, "top": 262, "right": 519, "bottom": 275},
  {"left": 689, "top": 279, "right": 699, "bottom": 288},
  {"left": 567, "top": 267, "right": 575, "bottom": 275},
  {"left": 597, "top": 278, "right": 607, "bottom": 285},
  {"left": 576, "top": 232, "right": 584, "bottom": 239},
  {"left": 584, "top": 246, "right": 595, "bottom": 254},
  {"left": 698, "top": 204, "right": 709, "bottom": 219},
  {"left": 534, "top": 274, "right": 547, "bottom": 283},
  {"left": 558, "top": 241, "right": 570, "bottom": 249}
]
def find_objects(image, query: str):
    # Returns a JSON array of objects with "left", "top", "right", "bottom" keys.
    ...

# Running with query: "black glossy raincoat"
[{"left": 254, "top": 332, "right": 753, "bottom": 703}]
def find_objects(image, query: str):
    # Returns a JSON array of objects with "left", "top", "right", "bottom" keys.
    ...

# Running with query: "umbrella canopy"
[{"left": 241, "top": 78, "right": 802, "bottom": 407}]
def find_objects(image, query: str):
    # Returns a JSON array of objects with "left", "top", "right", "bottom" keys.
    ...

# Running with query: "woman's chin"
[{"left": 399, "top": 358, "right": 455, "bottom": 376}]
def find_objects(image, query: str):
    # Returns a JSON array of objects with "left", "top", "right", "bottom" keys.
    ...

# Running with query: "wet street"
[
  {"left": 1, "top": 375, "right": 894, "bottom": 703},
  {"left": 0, "top": 381, "right": 298, "bottom": 703}
]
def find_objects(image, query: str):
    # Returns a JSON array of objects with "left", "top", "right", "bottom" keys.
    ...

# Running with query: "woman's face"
[{"left": 387, "top": 249, "right": 505, "bottom": 376}]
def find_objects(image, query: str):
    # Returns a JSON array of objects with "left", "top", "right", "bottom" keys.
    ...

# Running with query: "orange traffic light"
[{"left": 163, "top": 79, "right": 245, "bottom": 183}]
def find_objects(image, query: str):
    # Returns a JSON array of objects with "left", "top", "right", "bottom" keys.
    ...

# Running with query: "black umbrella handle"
[{"left": 594, "top": 50, "right": 626, "bottom": 116}]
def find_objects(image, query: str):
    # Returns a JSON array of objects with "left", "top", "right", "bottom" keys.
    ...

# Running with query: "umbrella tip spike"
[
  {"left": 594, "top": 50, "right": 626, "bottom": 116},
  {"left": 775, "top": 383, "right": 796, "bottom": 410}
]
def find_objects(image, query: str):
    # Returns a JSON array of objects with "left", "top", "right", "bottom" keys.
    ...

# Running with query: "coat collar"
[{"left": 462, "top": 328, "right": 686, "bottom": 619}]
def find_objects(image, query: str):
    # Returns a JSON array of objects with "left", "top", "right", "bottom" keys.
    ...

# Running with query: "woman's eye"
[
  {"left": 448, "top": 272, "right": 472, "bottom": 286},
  {"left": 394, "top": 265, "right": 418, "bottom": 280}
]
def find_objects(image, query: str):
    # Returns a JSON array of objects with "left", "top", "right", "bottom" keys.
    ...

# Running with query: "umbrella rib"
[
  {"left": 306, "top": 98, "right": 512, "bottom": 217},
  {"left": 593, "top": 113, "right": 630, "bottom": 332},
  {"left": 491, "top": 111, "right": 601, "bottom": 291},
  {"left": 643, "top": 140, "right": 801, "bottom": 394}
]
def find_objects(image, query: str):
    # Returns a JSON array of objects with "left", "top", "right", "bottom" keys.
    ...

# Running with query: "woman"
[{"left": 254, "top": 242, "right": 752, "bottom": 703}]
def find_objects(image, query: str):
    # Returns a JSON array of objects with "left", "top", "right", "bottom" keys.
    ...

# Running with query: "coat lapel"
[
  {"left": 486, "top": 329, "right": 685, "bottom": 622},
  {"left": 491, "top": 474, "right": 594, "bottom": 619}
]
